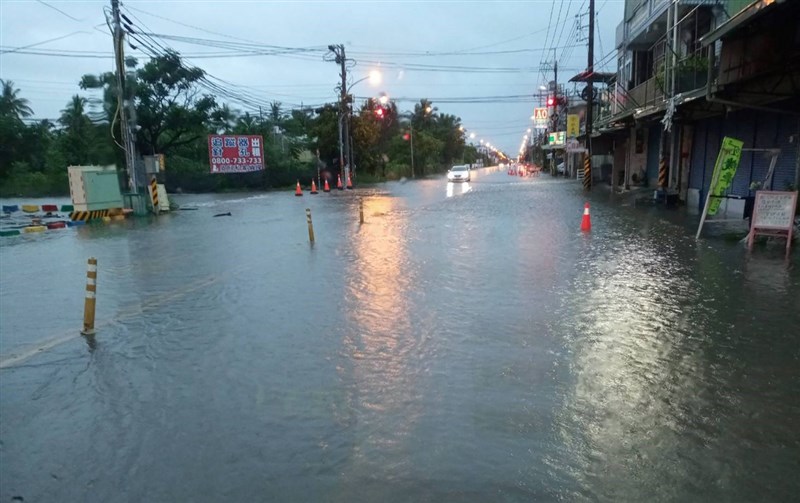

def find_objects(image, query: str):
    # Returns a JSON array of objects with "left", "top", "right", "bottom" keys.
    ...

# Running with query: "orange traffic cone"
[
  {"left": 295, "top": 180, "right": 303, "bottom": 197},
  {"left": 346, "top": 174, "right": 353, "bottom": 189},
  {"left": 310, "top": 179, "right": 318, "bottom": 194},
  {"left": 337, "top": 174, "right": 343, "bottom": 191},
  {"left": 580, "top": 202, "right": 591, "bottom": 232},
  {"left": 323, "top": 178, "right": 331, "bottom": 192}
]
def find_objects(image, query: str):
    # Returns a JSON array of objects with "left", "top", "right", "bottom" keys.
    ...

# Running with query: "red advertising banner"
[{"left": 208, "top": 135, "right": 265, "bottom": 173}]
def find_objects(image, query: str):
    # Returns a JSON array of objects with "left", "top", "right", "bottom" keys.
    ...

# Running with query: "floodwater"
[{"left": 1, "top": 167, "right": 799, "bottom": 502}]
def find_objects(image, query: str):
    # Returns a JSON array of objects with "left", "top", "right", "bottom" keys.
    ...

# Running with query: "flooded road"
[{"left": 2, "top": 167, "right": 799, "bottom": 501}]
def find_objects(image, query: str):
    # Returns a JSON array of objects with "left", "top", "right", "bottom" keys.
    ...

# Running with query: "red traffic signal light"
[
  {"left": 375, "top": 107, "right": 385, "bottom": 118},
  {"left": 403, "top": 132, "right": 410, "bottom": 141},
  {"left": 546, "top": 96, "right": 555, "bottom": 107}
]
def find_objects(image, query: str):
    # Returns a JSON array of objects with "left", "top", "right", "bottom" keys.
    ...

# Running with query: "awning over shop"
[
  {"left": 701, "top": 0, "right": 786, "bottom": 46},
  {"left": 568, "top": 71, "right": 616, "bottom": 84}
]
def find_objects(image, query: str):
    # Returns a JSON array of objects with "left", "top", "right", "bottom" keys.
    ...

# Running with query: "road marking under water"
[{"left": 0, "top": 271, "right": 237, "bottom": 369}]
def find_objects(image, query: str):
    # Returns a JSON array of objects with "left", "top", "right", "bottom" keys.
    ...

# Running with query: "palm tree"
[
  {"left": 210, "top": 104, "right": 237, "bottom": 133},
  {"left": 269, "top": 101, "right": 285, "bottom": 127},
  {"left": 235, "top": 111, "right": 258, "bottom": 132},
  {"left": 59, "top": 96, "right": 88, "bottom": 130},
  {"left": 0, "top": 80, "right": 33, "bottom": 119}
]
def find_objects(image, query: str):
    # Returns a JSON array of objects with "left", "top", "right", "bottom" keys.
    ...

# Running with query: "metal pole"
[
  {"left": 111, "top": 0, "right": 137, "bottom": 193},
  {"left": 337, "top": 114, "right": 344, "bottom": 174},
  {"left": 339, "top": 45, "right": 351, "bottom": 187},
  {"left": 585, "top": 0, "right": 595, "bottom": 191},
  {"left": 410, "top": 127, "right": 415, "bottom": 178}
]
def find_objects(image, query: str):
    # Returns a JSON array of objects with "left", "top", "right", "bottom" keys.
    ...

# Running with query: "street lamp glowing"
[
  {"left": 368, "top": 70, "right": 383, "bottom": 86},
  {"left": 469, "top": 132, "right": 476, "bottom": 139},
  {"left": 527, "top": 128, "right": 531, "bottom": 133},
  {"left": 425, "top": 106, "right": 433, "bottom": 113},
  {"left": 378, "top": 92, "right": 389, "bottom": 105}
]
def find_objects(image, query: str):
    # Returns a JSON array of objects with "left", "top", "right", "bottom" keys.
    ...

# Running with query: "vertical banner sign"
[
  {"left": 533, "top": 107, "right": 548, "bottom": 128},
  {"left": 208, "top": 135, "right": 266, "bottom": 173},
  {"left": 707, "top": 136, "right": 743, "bottom": 215},
  {"left": 566, "top": 114, "right": 580, "bottom": 138}
]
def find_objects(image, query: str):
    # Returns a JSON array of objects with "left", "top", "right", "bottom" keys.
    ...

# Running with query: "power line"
[
  {"left": 0, "top": 31, "right": 90, "bottom": 55},
  {"left": 35, "top": 0, "right": 84, "bottom": 22}
]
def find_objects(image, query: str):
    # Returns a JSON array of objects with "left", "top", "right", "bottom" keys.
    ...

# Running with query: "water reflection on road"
[{"left": 1, "top": 169, "right": 799, "bottom": 502}]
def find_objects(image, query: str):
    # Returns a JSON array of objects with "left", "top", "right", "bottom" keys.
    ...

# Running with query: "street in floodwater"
[{"left": 1, "top": 167, "right": 800, "bottom": 502}]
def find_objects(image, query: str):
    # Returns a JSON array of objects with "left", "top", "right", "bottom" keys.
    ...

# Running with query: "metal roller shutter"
[
  {"left": 690, "top": 120, "right": 707, "bottom": 190},
  {"left": 724, "top": 109, "right": 756, "bottom": 196},
  {"left": 772, "top": 115, "right": 799, "bottom": 191}
]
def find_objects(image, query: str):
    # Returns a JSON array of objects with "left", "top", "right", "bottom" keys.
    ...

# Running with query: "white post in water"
[{"left": 81, "top": 258, "right": 97, "bottom": 335}]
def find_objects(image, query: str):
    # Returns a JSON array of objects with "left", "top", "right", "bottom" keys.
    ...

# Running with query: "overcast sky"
[{"left": 0, "top": 0, "right": 623, "bottom": 154}]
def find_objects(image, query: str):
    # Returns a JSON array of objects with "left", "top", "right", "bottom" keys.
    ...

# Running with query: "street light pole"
[{"left": 410, "top": 127, "right": 415, "bottom": 179}]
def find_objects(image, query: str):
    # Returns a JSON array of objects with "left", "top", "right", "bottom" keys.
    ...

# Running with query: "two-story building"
[{"left": 592, "top": 0, "right": 799, "bottom": 216}]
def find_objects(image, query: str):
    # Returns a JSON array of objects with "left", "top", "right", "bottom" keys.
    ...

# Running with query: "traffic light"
[
  {"left": 546, "top": 96, "right": 555, "bottom": 107},
  {"left": 403, "top": 132, "right": 410, "bottom": 141},
  {"left": 375, "top": 107, "right": 385, "bottom": 119}
]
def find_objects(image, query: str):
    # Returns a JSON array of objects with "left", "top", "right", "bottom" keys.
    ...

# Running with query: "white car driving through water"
[{"left": 447, "top": 165, "right": 471, "bottom": 182}]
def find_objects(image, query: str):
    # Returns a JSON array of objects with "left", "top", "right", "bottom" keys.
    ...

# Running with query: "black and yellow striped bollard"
[
  {"left": 583, "top": 155, "right": 592, "bottom": 191},
  {"left": 81, "top": 257, "right": 97, "bottom": 335}
]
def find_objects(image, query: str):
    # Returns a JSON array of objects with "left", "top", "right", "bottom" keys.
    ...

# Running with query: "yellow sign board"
[{"left": 567, "top": 114, "right": 580, "bottom": 138}]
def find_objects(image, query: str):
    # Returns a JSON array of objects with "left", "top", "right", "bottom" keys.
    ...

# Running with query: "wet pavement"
[{"left": 1, "top": 167, "right": 799, "bottom": 502}]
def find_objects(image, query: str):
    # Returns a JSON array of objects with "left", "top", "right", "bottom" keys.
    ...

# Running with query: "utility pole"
[
  {"left": 410, "top": 127, "right": 415, "bottom": 179},
  {"left": 331, "top": 44, "right": 351, "bottom": 186},
  {"left": 111, "top": 0, "right": 138, "bottom": 194},
  {"left": 584, "top": 0, "right": 595, "bottom": 191}
]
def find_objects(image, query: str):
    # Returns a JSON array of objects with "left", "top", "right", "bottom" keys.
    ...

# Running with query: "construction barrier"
[
  {"left": 70, "top": 209, "right": 111, "bottom": 221},
  {"left": 22, "top": 205, "right": 39, "bottom": 213},
  {"left": 149, "top": 176, "right": 159, "bottom": 212},
  {"left": 23, "top": 225, "right": 47, "bottom": 233},
  {"left": 60, "top": 204, "right": 74, "bottom": 212},
  {"left": 2, "top": 205, "right": 19, "bottom": 213},
  {"left": 41, "top": 204, "right": 59, "bottom": 212}
]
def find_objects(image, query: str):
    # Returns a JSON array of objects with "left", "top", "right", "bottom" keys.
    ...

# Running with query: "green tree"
[
  {"left": 57, "top": 95, "right": 94, "bottom": 166},
  {"left": 0, "top": 80, "right": 33, "bottom": 119},
  {"left": 82, "top": 50, "right": 217, "bottom": 156},
  {"left": 0, "top": 80, "right": 33, "bottom": 179},
  {"left": 210, "top": 104, "right": 238, "bottom": 134}
]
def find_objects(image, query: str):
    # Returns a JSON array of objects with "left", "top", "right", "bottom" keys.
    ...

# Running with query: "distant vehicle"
[{"left": 447, "top": 165, "right": 471, "bottom": 182}]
